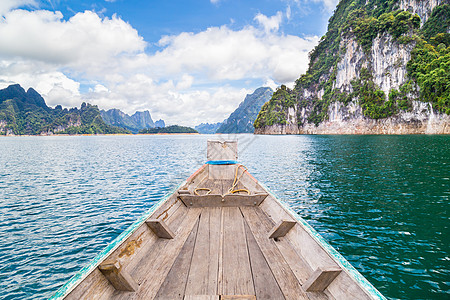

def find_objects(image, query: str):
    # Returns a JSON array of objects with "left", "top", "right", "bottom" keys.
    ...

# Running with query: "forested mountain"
[
  {"left": 195, "top": 122, "right": 222, "bottom": 134},
  {"left": 255, "top": 0, "right": 450, "bottom": 134},
  {"left": 101, "top": 109, "right": 157, "bottom": 133},
  {"left": 139, "top": 125, "right": 197, "bottom": 134},
  {"left": 217, "top": 87, "right": 273, "bottom": 134},
  {"left": 0, "top": 84, "right": 129, "bottom": 135}
]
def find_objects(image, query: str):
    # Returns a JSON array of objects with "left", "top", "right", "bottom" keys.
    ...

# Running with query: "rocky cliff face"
[
  {"left": 255, "top": 0, "right": 450, "bottom": 135},
  {"left": 400, "top": 0, "right": 443, "bottom": 24},
  {"left": 0, "top": 84, "right": 128, "bottom": 135},
  {"left": 217, "top": 87, "right": 273, "bottom": 134},
  {"left": 100, "top": 109, "right": 157, "bottom": 133}
]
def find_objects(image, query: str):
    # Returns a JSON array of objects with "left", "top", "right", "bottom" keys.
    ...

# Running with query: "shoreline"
[{"left": 0, "top": 132, "right": 201, "bottom": 137}]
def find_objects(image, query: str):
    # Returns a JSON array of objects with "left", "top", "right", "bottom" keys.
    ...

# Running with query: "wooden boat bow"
[{"left": 51, "top": 140, "right": 385, "bottom": 300}]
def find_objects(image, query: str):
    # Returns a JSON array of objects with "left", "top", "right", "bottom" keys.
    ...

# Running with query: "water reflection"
[{"left": 0, "top": 134, "right": 448, "bottom": 300}]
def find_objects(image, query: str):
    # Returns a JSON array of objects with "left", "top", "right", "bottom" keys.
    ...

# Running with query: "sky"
[{"left": 0, "top": 0, "right": 338, "bottom": 126}]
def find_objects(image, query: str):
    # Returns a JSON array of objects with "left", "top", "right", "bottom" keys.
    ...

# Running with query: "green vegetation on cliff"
[
  {"left": 217, "top": 87, "right": 273, "bottom": 133},
  {"left": 139, "top": 125, "right": 197, "bottom": 134},
  {"left": 254, "top": 85, "right": 293, "bottom": 127},
  {"left": 255, "top": 0, "right": 450, "bottom": 129},
  {"left": 100, "top": 109, "right": 156, "bottom": 133},
  {"left": 0, "top": 84, "right": 129, "bottom": 135},
  {"left": 407, "top": 5, "right": 450, "bottom": 114}
]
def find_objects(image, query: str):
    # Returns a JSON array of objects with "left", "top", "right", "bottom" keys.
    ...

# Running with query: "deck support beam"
[
  {"left": 98, "top": 260, "right": 138, "bottom": 292},
  {"left": 302, "top": 267, "right": 342, "bottom": 292},
  {"left": 146, "top": 219, "right": 175, "bottom": 239},
  {"left": 268, "top": 220, "right": 296, "bottom": 239}
]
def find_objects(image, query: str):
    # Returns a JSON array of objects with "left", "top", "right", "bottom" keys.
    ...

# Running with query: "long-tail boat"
[{"left": 51, "top": 140, "right": 385, "bottom": 300}]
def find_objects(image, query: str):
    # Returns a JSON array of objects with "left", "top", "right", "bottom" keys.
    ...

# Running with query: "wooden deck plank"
[
  {"left": 146, "top": 219, "right": 175, "bottom": 239},
  {"left": 154, "top": 218, "right": 200, "bottom": 300},
  {"left": 240, "top": 207, "right": 308, "bottom": 300},
  {"left": 217, "top": 208, "right": 225, "bottom": 294},
  {"left": 184, "top": 295, "right": 219, "bottom": 300},
  {"left": 243, "top": 219, "right": 285, "bottom": 300},
  {"left": 303, "top": 268, "right": 342, "bottom": 292},
  {"left": 179, "top": 194, "right": 266, "bottom": 208},
  {"left": 269, "top": 220, "right": 296, "bottom": 239},
  {"left": 112, "top": 208, "right": 202, "bottom": 300},
  {"left": 221, "top": 207, "right": 255, "bottom": 296},
  {"left": 201, "top": 179, "right": 222, "bottom": 195},
  {"left": 125, "top": 204, "right": 189, "bottom": 283},
  {"left": 185, "top": 207, "right": 222, "bottom": 295}
]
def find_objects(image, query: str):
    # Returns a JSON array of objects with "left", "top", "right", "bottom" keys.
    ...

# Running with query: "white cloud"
[
  {"left": 0, "top": 9, "right": 319, "bottom": 126},
  {"left": 0, "top": 0, "right": 35, "bottom": 16},
  {"left": 254, "top": 11, "right": 283, "bottom": 33},
  {"left": 0, "top": 10, "right": 146, "bottom": 66},
  {"left": 147, "top": 23, "right": 318, "bottom": 83}
]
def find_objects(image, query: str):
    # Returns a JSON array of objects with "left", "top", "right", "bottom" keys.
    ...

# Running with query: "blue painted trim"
[
  {"left": 258, "top": 181, "right": 386, "bottom": 300},
  {"left": 206, "top": 160, "right": 238, "bottom": 165},
  {"left": 49, "top": 181, "right": 186, "bottom": 300}
]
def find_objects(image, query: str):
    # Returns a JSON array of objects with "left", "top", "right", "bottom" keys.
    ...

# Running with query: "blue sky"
[{"left": 0, "top": 0, "right": 338, "bottom": 126}]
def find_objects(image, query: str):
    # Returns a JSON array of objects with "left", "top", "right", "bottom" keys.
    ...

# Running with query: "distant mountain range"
[
  {"left": 217, "top": 87, "right": 273, "bottom": 133},
  {"left": 0, "top": 83, "right": 271, "bottom": 136},
  {"left": 194, "top": 122, "right": 222, "bottom": 134},
  {"left": 101, "top": 109, "right": 152, "bottom": 133},
  {"left": 0, "top": 84, "right": 128, "bottom": 135},
  {"left": 195, "top": 87, "right": 273, "bottom": 134}
]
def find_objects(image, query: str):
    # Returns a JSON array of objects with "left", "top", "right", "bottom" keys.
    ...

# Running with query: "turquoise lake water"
[{"left": 0, "top": 134, "right": 448, "bottom": 300}]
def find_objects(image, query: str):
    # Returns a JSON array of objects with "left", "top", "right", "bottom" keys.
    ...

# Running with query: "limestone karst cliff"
[{"left": 254, "top": 0, "right": 449, "bottom": 134}]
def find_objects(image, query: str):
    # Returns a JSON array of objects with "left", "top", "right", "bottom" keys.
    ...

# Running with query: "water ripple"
[{"left": 0, "top": 134, "right": 448, "bottom": 300}]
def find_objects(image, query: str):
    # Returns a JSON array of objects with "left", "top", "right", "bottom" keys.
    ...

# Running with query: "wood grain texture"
[
  {"left": 303, "top": 268, "right": 342, "bottom": 292},
  {"left": 65, "top": 268, "right": 116, "bottom": 300},
  {"left": 146, "top": 219, "right": 175, "bottom": 239},
  {"left": 126, "top": 204, "right": 189, "bottom": 283},
  {"left": 259, "top": 197, "right": 340, "bottom": 271},
  {"left": 178, "top": 194, "right": 267, "bottom": 208},
  {"left": 184, "top": 295, "right": 220, "bottom": 300},
  {"left": 185, "top": 207, "right": 222, "bottom": 295},
  {"left": 240, "top": 207, "right": 308, "bottom": 300},
  {"left": 112, "top": 208, "right": 202, "bottom": 300},
  {"left": 220, "top": 296, "right": 256, "bottom": 300},
  {"left": 222, "top": 207, "right": 255, "bottom": 296},
  {"left": 154, "top": 219, "right": 200, "bottom": 300},
  {"left": 268, "top": 220, "right": 296, "bottom": 239},
  {"left": 244, "top": 220, "right": 285, "bottom": 300},
  {"left": 98, "top": 261, "right": 138, "bottom": 292}
]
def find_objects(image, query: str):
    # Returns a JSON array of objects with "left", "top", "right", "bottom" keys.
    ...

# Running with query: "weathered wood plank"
[
  {"left": 240, "top": 207, "right": 308, "bottom": 300},
  {"left": 222, "top": 207, "right": 255, "bottom": 296},
  {"left": 274, "top": 236, "right": 313, "bottom": 284},
  {"left": 185, "top": 207, "right": 222, "bottom": 295},
  {"left": 125, "top": 203, "right": 189, "bottom": 282},
  {"left": 269, "top": 220, "right": 296, "bottom": 239},
  {"left": 259, "top": 197, "right": 340, "bottom": 271},
  {"left": 220, "top": 296, "right": 256, "bottom": 300},
  {"left": 184, "top": 295, "right": 219, "bottom": 300},
  {"left": 146, "top": 219, "right": 175, "bottom": 239},
  {"left": 217, "top": 208, "right": 225, "bottom": 294},
  {"left": 98, "top": 260, "right": 138, "bottom": 292},
  {"left": 154, "top": 218, "right": 200, "bottom": 300},
  {"left": 325, "top": 270, "right": 373, "bottom": 300},
  {"left": 178, "top": 194, "right": 267, "bottom": 208},
  {"left": 208, "top": 165, "right": 236, "bottom": 180},
  {"left": 244, "top": 220, "right": 285, "bottom": 300},
  {"left": 303, "top": 268, "right": 342, "bottom": 292},
  {"left": 65, "top": 268, "right": 116, "bottom": 300},
  {"left": 117, "top": 208, "right": 202, "bottom": 300}
]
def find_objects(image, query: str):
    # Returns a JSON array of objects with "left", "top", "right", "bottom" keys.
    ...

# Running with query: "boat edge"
[
  {"left": 48, "top": 173, "right": 195, "bottom": 300},
  {"left": 258, "top": 181, "right": 387, "bottom": 300}
]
